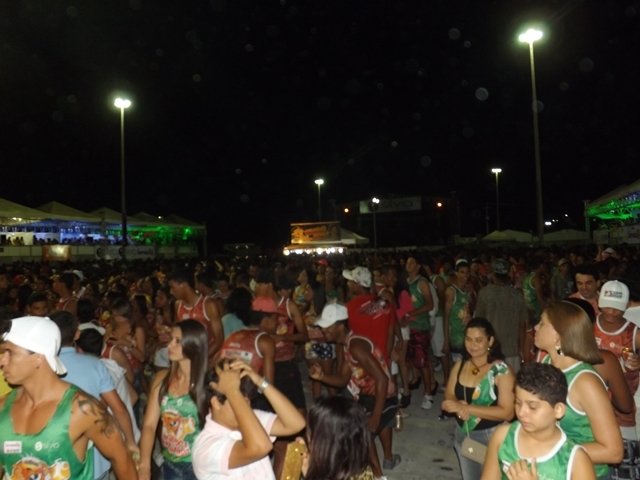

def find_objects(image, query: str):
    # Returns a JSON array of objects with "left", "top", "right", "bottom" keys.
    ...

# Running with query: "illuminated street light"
[
  {"left": 314, "top": 178, "right": 324, "bottom": 220},
  {"left": 491, "top": 168, "right": 502, "bottom": 230},
  {"left": 519, "top": 27, "right": 544, "bottom": 242},
  {"left": 114, "top": 97, "right": 132, "bottom": 255},
  {"left": 371, "top": 197, "right": 380, "bottom": 249}
]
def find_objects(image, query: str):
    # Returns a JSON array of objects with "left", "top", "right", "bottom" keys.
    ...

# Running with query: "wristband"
[{"left": 257, "top": 378, "right": 270, "bottom": 394}]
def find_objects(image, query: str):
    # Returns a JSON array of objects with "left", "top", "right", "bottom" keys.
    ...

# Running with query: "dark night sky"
[{"left": 1, "top": 0, "right": 639, "bottom": 247}]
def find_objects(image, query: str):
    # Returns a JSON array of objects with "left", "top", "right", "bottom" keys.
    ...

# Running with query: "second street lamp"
[
  {"left": 114, "top": 97, "right": 132, "bottom": 253},
  {"left": 519, "top": 27, "right": 544, "bottom": 242},
  {"left": 314, "top": 178, "right": 324, "bottom": 220},
  {"left": 491, "top": 168, "right": 502, "bottom": 230}
]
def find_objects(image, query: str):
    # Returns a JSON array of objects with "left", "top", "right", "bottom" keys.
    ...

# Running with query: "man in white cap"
[
  {"left": 343, "top": 266, "right": 394, "bottom": 362},
  {"left": 0, "top": 316, "right": 138, "bottom": 479},
  {"left": 310, "top": 303, "right": 400, "bottom": 480},
  {"left": 594, "top": 280, "right": 639, "bottom": 441}
]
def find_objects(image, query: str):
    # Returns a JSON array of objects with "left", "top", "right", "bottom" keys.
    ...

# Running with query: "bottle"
[{"left": 395, "top": 409, "right": 404, "bottom": 431}]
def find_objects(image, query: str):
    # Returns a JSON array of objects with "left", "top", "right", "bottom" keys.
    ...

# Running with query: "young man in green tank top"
[
  {"left": 482, "top": 363, "right": 595, "bottom": 480},
  {"left": 0, "top": 316, "right": 138, "bottom": 480}
]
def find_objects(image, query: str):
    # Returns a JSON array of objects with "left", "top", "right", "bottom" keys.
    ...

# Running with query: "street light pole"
[
  {"left": 314, "top": 178, "right": 324, "bottom": 221},
  {"left": 371, "top": 197, "right": 380, "bottom": 249},
  {"left": 519, "top": 28, "right": 544, "bottom": 242},
  {"left": 491, "top": 168, "right": 502, "bottom": 230},
  {"left": 114, "top": 97, "right": 131, "bottom": 254}
]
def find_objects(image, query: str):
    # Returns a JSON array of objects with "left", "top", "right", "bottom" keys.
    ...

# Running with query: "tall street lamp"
[
  {"left": 314, "top": 178, "right": 324, "bottom": 220},
  {"left": 491, "top": 168, "right": 502, "bottom": 230},
  {"left": 371, "top": 197, "right": 380, "bottom": 249},
  {"left": 114, "top": 97, "right": 131, "bottom": 251},
  {"left": 519, "top": 27, "right": 544, "bottom": 242}
]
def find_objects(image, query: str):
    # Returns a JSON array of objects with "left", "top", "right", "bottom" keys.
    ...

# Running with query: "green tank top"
[
  {"left": 0, "top": 385, "right": 94, "bottom": 480},
  {"left": 458, "top": 361, "right": 509, "bottom": 432},
  {"left": 160, "top": 393, "right": 200, "bottom": 463},
  {"left": 408, "top": 275, "right": 430, "bottom": 331},
  {"left": 448, "top": 284, "right": 469, "bottom": 349},
  {"left": 548, "top": 359, "right": 608, "bottom": 478},
  {"left": 499, "top": 422, "right": 582, "bottom": 480}
]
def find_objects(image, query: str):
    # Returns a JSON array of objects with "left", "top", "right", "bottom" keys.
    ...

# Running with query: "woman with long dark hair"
[
  {"left": 441, "top": 317, "right": 515, "bottom": 480},
  {"left": 138, "top": 319, "right": 209, "bottom": 480},
  {"left": 302, "top": 396, "right": 373, "bottom": 480}
]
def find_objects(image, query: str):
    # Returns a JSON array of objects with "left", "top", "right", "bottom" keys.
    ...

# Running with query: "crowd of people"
[{"left": 0, "top": 243, "right": 639, "bottom": 479}]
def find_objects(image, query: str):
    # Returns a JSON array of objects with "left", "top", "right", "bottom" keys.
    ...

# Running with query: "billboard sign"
[{"left": 359, "top": 196, "right": 422, "bottom": 214}]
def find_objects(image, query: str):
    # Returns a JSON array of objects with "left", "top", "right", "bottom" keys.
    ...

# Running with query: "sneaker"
[
  {"left": 383, "top": 454, "right": 402, "bottom": 470},
  {"left": 421, "top": 394, "right": 434, "bottom": 410},
  {"left": 375, "top": 476, "right": 388, "bottom": 480}
]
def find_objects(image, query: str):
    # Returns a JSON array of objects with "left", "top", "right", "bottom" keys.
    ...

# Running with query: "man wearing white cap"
[
  {"left": 594, "top": 280, "right": 639, "bottom": 441},
  {"left": 0, "top": 316, "right": 138, "bottom": 479},
  {"left": 310, "top": 303, "right": 400, "bottom": 480},
  {"left": 343, "top": 266, "right": 394, "bottom": 362}
]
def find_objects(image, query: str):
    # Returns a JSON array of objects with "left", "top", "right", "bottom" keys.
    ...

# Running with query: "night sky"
[{"left": 1, "top": 1, "right": 639, "bottom": 248}]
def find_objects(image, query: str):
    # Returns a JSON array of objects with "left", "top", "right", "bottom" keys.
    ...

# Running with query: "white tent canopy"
[
  {"left": 482, "top": 229, "right": 534, "bottom": 243},
  {"left": 543, "top": 229, "right": 588, "bottom": 243}
]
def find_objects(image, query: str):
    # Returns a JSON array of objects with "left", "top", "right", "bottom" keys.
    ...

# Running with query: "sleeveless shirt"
[
  {"left": 218, "top": 328, "right": 266, "bottom": 373},
  {"left": 594, "top": 318, "right": 639, "bottom": 428},
  {"left": 176, "top": 294, "right": 216, "bottom": 366},
  {"left": 160, "top": 393, "right": 200, "bottom": 463},
  {"left": 344, "top": 333, "right": 395, "bottom": 399},
  {"left": 499, "top": 422, "right": 583, "bottom": 480},
  {"left": 0, "top": 385, "right": 93, "bottom": 480}
]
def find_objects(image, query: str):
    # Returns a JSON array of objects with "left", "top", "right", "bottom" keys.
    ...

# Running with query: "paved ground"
[
  {"left": 302, "top": 369, "right": 462, "bottom": 480},
  {"left": 385, "top": 381, "right": 461, "bottom": 480}
]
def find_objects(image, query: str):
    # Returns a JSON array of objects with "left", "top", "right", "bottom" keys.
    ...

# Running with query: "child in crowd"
[{"left": 482, "top": 362, "right": 595, "bottom": 479}]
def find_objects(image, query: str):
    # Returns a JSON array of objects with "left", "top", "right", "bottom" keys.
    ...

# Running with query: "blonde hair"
[{"left": 546, "top": 301, "right": 602, "bottom": 365}]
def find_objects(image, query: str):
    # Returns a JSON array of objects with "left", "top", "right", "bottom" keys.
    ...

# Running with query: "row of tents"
[
  {"left": 481, "top": 229, "right": 588, "bottom": 243},
  {"left": 0, "top": 198, "right": 204, "bottom": 230}
]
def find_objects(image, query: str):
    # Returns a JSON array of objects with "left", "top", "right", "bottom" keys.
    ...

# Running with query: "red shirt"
[
  {"left": 218, "top": 328, "right": 266, "bottom": 374},
  {"left": 346, "top": 293, "right": 393, "bottom": 360}
]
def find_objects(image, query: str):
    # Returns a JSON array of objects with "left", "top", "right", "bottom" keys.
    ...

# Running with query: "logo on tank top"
[{"left": 3, "top": 440, "right": 21, "bottom": 454}]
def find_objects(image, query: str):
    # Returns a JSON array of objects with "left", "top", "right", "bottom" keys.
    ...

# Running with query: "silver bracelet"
[{"left": 257, "top": 378, "right": 270, "bottom": 394}]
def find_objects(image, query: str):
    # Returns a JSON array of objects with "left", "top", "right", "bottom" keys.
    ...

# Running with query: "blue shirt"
[
  {"left": 59, "top": 346, "right": 116, "bottom": 479},
  {"left": 222, "top": 313, "right": 245, "bottom": 339}
]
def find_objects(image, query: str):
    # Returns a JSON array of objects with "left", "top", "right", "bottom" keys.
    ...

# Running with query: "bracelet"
[{"left": 257, "top": 378, "right": 270, "bottom": 394}]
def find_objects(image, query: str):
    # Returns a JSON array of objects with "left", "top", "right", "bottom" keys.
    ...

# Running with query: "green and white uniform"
[
  {"left": 0, "top": 385, "right": 93, "bottom": 480},
  {"left": 408, "top": 275, "right": 431, "bottom": 331},
  {"left": 499, "top": 422, "right": 584, "bottom": 480}
]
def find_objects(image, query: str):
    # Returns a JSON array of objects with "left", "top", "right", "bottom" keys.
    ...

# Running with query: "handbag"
[{"left": 460, "top": 384, "right": 487, "bottom": 464}]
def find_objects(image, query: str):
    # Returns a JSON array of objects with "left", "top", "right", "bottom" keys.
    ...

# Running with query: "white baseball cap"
[
  {"left": 342, "top": 266, "right": 372, "bottom": 288},
  {"left": 2, "top": 316, "right": 67, "bottom": 375},
  {"left": 598, "top": 280, "right": 630, "bottom": 311},
  {"left": 315, "top": 303, "right": 349, "bottom": 328}
]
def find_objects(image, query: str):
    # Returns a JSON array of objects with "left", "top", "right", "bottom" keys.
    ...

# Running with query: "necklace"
[{"left": 469, "top": 359, "right": 488, "bottom": 375}]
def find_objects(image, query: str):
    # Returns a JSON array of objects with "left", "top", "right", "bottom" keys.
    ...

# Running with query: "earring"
[{"left": 556, "top": 346, "right": 563, "bottom": 356}]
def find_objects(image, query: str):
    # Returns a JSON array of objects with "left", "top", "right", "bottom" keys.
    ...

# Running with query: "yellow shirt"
[{"left": 0, "top": 371, "right": 11, "bottom": 396}]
